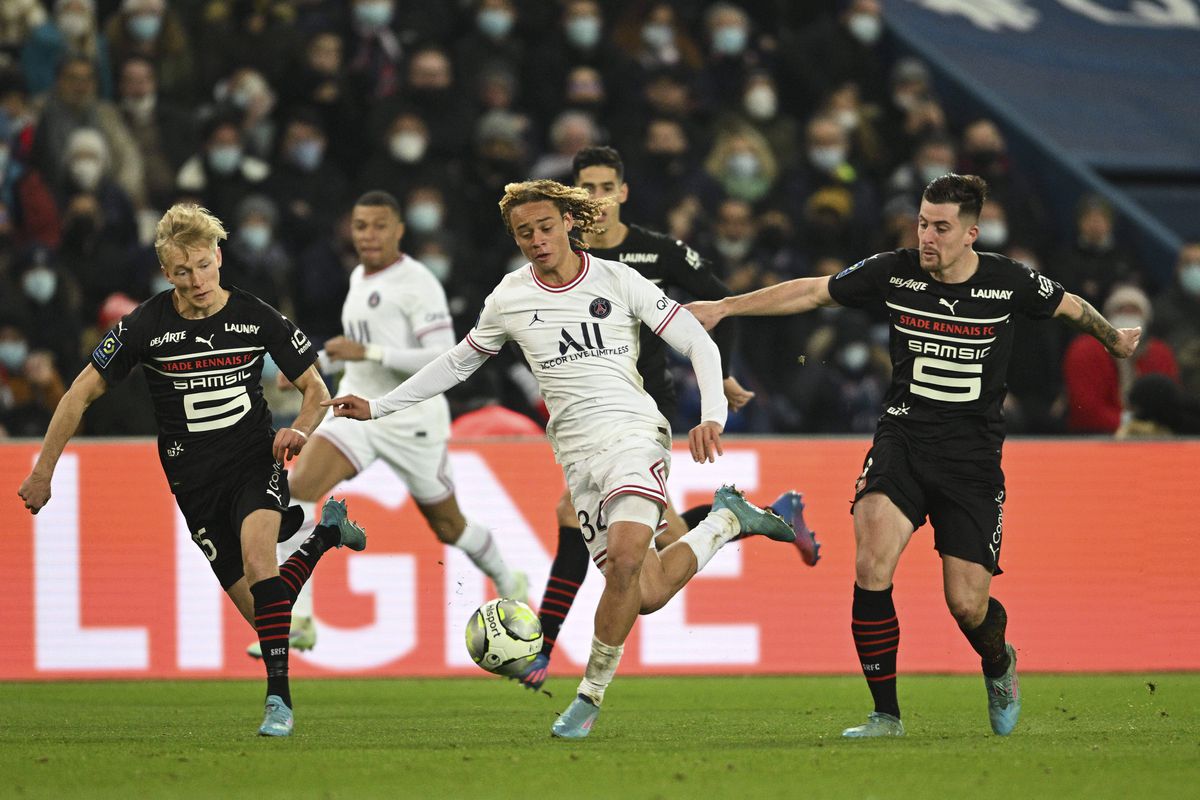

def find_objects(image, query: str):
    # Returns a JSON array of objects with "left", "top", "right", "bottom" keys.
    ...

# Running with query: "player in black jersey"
[
  {"left": 690, "top": 175, "right": 1141, "bottom": 738},
  {"left": 511, "top": 146, "right": 820, "bottom": 691},
  {"left": 17, "top": 204, "right": 367, "bottom": 737}
]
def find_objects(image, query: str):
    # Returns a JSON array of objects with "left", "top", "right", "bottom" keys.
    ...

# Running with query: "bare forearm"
[
  {"left": 722, "top": 276, "right": 832, "bottom": 319},
  {"left": 291, "top": 380, "right": 331, "bottom": 436},
  {"left": 31, "top": 391, "right": 90, "bottom": 477},
  {"left": 1060, "top": 293, "right": 1119, "bottom": 349}
]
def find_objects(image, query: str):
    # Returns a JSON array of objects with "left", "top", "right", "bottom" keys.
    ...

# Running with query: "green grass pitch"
[{"left": 1, "top": 674, "right": 1196, "bottom": 799}]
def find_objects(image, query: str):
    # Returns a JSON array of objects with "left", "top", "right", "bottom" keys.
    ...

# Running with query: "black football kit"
[
  {"left": 91, "top": 287, "right": 318, "bottom": 586},
  {"left": 827, "top": 249, "right": 1065, "bottom": 571}
]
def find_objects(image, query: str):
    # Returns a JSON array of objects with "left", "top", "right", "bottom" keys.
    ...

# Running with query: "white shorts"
[
  {"left": 562, "top": 430, "right": 671, "bottom": 573},
  {"left": 314, "top": 413, "right": 454, "bottom": 504}
]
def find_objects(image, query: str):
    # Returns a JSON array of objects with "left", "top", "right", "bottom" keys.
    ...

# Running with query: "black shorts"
[
  {"left": 175, "top": 452, "right": 292, "bottom": 589},
  {"left": 852, "top": 429, "right": 1007, "bottom": 574}
]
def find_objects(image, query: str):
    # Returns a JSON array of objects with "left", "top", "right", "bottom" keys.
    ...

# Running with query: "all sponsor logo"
[
  {"left": 589, "top": 297, "right": 612, "bottom": 319},
  {"left": 150, "top": 331, "right": 186, "bottom": 347},
  {"left": 540, "top": 323, "right": 629, "bottom": 369},
  {"left": 92, "top": 330, "right": 122, "bottom": 368}
]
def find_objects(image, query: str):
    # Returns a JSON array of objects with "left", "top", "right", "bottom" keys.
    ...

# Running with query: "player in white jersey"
[
  {"left": 246, "top": 191, "right": 525, "bottom": 659},
  {"left": 324, "top": 180, "right": 799, "bottom": 739}
]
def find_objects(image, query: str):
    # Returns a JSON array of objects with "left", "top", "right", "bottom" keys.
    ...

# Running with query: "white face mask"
[
  {"left": 839, "top": 341, "right": 870, "bottom": 372},
  {"left": 1178, "top": 262, "right": 1200, "bottom": 297},
  {"left": 641, "top": 22, "right": 673, "bottom": 49},
  {"left": 70, "top": 157, "right": 103, "bottom": 190},
  {"left": 715, "top": 236, "right": 751, "bottom": 261},
  {"left": 1108, "top": 313, "right": 1145, "bottom": 332},
  {"left": 847, "top": 13, "right": 882, "bottom": 45},
  {"left": 23, "top": 267, "right": 58, "bottom": 304},
  {"left": 920, "top": 164, "right": 951, "bottom": 185},
  {"left": 122, "top": 93, "right": 156, "bottom": 122},
  {"left": 743, "top": 86, "right": 776, "bottom": 120},
  {"left": 565, "top": 16, "right": 601, "bottom": 49},
  {"left": 421, "top": 253, "right": 451, "bottom": 281},
  {"left": 390, "top": 132, "right": 427, "bottom": 163},
  {"left": 834, "top": 109, "right": 859, "bottom": 131},
  {"left": 726, "top": 151, "right": 760, "bottom": 179},
  {"left": 406, "top": 202, "right": 442, "bottom": 233},
  {"left": 239, "top": 224, "right": 271, "bottom": 252},
  {"left": 809, "top": 146, "right": 845, "bottom": 173},
  {"left": 975, "top": 220, "right": 1008, "bottom": 249}
]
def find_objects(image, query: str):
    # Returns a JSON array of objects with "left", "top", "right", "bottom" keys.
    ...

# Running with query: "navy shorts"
[{"left": 852, "top": 429, "right": 1007, "bottom": 574}]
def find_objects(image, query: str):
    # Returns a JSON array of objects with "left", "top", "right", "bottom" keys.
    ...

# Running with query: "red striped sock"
[
  {"left": 852, "top": 583, "right": 900, "bottom": 719},
  {"left": 537, "top": 526, "right": 590, "bottom": 656},
  {"left": 251, "top": 576, "right": 292, "bottom": 708}
]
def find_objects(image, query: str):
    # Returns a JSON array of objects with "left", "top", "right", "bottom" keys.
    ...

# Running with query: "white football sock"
[
  {"left": 454, "top": 520, "right": 519, "bottom": 597},
  {"left": 577, "top": 636, "right": 624, "bottom": 706},
  {"left": 680, "top": 509, "right": 739, "bottom": 572},
  {"left": 277, "top": 500, "right": 317, "bottom": 619}
]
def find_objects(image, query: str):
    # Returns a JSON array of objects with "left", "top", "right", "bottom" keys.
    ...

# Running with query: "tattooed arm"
[{"left": 1054, "top": 292, "right": 1141, "bottom": 358}]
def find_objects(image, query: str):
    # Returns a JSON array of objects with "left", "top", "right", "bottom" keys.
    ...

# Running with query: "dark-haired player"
[
  {"left": 18, "top": 203, "right": 367, "bottom": 737},
  {"left": 245, "top": 190, "right": 526, "bottom": 659},
  {"left": 512, "top": 146, "right": 822, "bottom": 691},
  {"left": 690, "top": 174, "right": 1141, "bottom": 737}
]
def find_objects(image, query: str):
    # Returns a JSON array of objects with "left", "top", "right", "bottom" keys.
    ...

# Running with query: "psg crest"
[
  {"left": 589, "top": 297, "right": 611, "bottom": 318},
  {"left": 368, "top": 291, "right": 381, "bottom": 308}
]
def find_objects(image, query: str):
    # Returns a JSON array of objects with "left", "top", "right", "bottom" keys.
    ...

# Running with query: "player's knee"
[
  {"left": 604, "top": 551, "right": 643, "bottom": 590},
  {"left": 946, "top": 596, "right": 987, "bottom": 628},
  {"left": 429, "top": 516, "right": 462, "bottom": 543},
  {"left": 242, "top": 557, "right": 278, "bottom": 587},
  {"left": 555, "top": 493, "right": 577, "bottom": 528}
]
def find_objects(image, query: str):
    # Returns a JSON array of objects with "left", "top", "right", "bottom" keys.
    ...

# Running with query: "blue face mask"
[
  {"left": 207, "top": 145, "right": 242, "bottom": 175},
  {"left": 712, "top": 25, "right": 748, "bottom": 55},
  {"left": 1180, "top": 263, "right": 1200, "bottom": 297},
  {"left": 478, "top": 9, "right": 514, "bottom": 39},
  {"left": 289, "top": 139, "right": 324, "bottom": 171},
  {"left": 565, "top": 16, "right": 601, "bottom": 49},
  {"left": 726, "top": 151, "right": 760, "bottom": 179},
  {"left": 127, "top": 13, "right": 162, "bottom": 41},
  {"left": 0, "top": 340, "right": 28, "bottom": 371},
  {"left": 641, "top": 22, "right": 672, "bottom": 49},
  {"left": 354, "top": 1, "right": 393, "bottom": 30},
  {"left": 239, "top": 224, "right": 271, "bottom": 252}
]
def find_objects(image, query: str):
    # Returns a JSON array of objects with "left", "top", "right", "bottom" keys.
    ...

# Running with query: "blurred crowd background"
[{"left": 1, "top": 0, "right": 1198, "bottom": 441}]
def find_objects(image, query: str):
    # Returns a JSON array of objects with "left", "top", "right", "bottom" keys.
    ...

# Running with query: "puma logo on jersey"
[
  {"left": 529, "top": 310, "right": 544, "bottom": 326},
  {"left": 938, "top": 298, "right": 960, "bottom": 315},
  {"left": 194, "top": 334, "right": 215, "bottom": 348}
]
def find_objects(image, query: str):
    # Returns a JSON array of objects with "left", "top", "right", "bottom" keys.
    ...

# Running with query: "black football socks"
[
  {"left": 538, "top": 525, "right": 591, "bottom": 657},
  {"left": 852, "top": 583, "right": 901, "bottom": 719},
  {"left": 251, "top": 576, "right": 292, "bottom": 708},
  {"left": 680, "top": 504, "right": 713, "bottom": 530},
  {"left": 278, "top": 525, "right": 339, "bottom": 604},
  {"left": 961, "top": 597, "right": 1011, "bottom": 678}
]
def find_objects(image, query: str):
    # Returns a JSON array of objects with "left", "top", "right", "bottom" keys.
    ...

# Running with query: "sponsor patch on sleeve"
[
  {"left": 834, "top": 260, "right": 866, "bottom": 280},
  {"left": 92, "top": 330, "right": 122, "bottom": 368}
]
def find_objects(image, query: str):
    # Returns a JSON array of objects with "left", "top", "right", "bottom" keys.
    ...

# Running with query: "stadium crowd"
[{"left": 1, "top": 0, "right": 1197, "bottom": 440}]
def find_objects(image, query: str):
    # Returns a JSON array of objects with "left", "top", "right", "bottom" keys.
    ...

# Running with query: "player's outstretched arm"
[
  {"left": 656, "top": 308, "right": 729, "bottom": 462},
  {"left": 18, "top": 364, "right": 109, "bottom": 514},
  {"left": 323, "top": 338, "right": 493, "bottom": 421},
  {"left": 686, "top": 276, "right": 837, "bottom": 330},
  {"left": 274, "top": 364, "right": 330, "bottom": 462},
  {"left": 1054, "top": 292, "right": 1141, "bottom": 358}
]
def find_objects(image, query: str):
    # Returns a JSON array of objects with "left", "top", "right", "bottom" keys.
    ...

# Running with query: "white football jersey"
[
  {"left": 338, "top": 255, "right": 453, "bottom": 435},
  {"left": 466, "top": 253, "right": 681, "bottom": 464}
]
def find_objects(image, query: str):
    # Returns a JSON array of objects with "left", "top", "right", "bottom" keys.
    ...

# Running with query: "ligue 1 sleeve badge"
[
  {"left": 368, "top": 291, "right": 381, "bottom": 307},
  {"left": 589, "top": 297, "right": 611, "bottom": 318}
]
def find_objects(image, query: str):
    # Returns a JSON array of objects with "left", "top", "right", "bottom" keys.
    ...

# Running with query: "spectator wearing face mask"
[
  {"left": 55, "top": 127, "right": 137, "bottom": 244},
  {"left": 0, "top": 0, "right": 47, "bottom": 57},
  {"left": 780, "top": 0, "right": 887, "bottom": 111},
  {"left": 526, "top": 1, "right": 631, "bottom": 120},
  {"left": 0, "top": 320, "right": 66, "bottom": 439},
  {"left": 104, "top": 0, "right": 195, "bottom": 103},
  {"left": 611, "top": 0, "right": 704, "bottom": 94},
  {"left": 175, "top": 113, "right": 270, "bottom": 225},
  {"left": 341, "top": 0, "right": 402, "bottom": 101},
  {"left": 529, "top": 110, "right": 599, "bottom": 183},
  {"left": 56, "top": 190, "right": 139, "bottom": 321},
  {"left": 195, "top": 0, "right": 300, "bottom": 90},
  {"left": 266, "top": 111, "right": 348, "bottom": 253},
  {"left": 1052, "top": 194, "right": 1138, "bottom": 309},
  {"left": 12, "top": 247, "right": 84, "bottom": 376},
  {"left": 371, "top": 44, "right": 476, "bottom": 160},
  {"left": 885, "top": 133, "right": 957, "bottom": 209},
  {"left": 21, "top": 0, "right": 114, "bottom": 99},
  {"left": 1152, "top": 241, "right": 1200, "bottom": 400},
  {"left": 717, "top": 70, "right": 801, "bottom": 170},
  {"left": 784, "top": 310, "right": 891, "bottom": 434},
  {"left": 958, "top": 118, "right": 1047, "bottom": 250},
  {"left": 355, "top": 109, "right": 459, "bottom": 203},
  {"left": 31, "top": 55, "right": 144, "bottom": 206},
  {"left": 785, "top": 113, "right": 879, "bottom": 256},
  {"left": 220, "top": 193, "right": 291, "bottom": 312},
  {"left": 211, "top": 66, "right": 277, "bottom": 160},
  {"left": 282, "top": 30, "right": 365, "bottom": 179},
  {"left": 116, "top": 56, "right": 195, "bottom": 211},
  {"left": 454, "top": 0, "right": 525, "bottom": 100},
  {"left": 818, "top": 80, "right": 888, "bottom": 180},
  {"left": 695, "top": 3, "right": 774, "bottom": 115},
  {"left": 1063, "top": 285, "right": 1178, "bottom": 434},
  {"left": 699, "top": 128, "right": 780, "bottom": 210}
]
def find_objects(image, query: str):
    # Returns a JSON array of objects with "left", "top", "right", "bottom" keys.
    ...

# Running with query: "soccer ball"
[{"left": 465, "top": 598, "right": 543, "bottom": 676}]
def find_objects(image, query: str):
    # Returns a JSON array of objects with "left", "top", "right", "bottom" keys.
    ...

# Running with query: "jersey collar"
[{"left": 529, "top": 251, "right": 590, "bottom": 293}]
